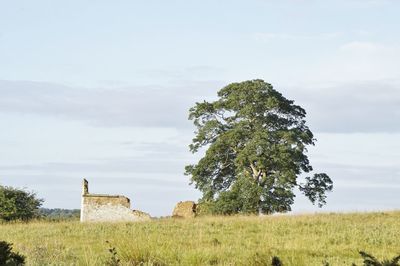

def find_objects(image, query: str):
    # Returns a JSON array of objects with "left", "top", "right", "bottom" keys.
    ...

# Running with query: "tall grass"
[{"left": 1, "top": 211, "right": 399, "bottom": 265}]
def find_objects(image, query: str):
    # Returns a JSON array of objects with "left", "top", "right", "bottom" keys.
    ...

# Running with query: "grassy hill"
[{"left": 1, "top": 211, "right": 399, "bottom": 265}]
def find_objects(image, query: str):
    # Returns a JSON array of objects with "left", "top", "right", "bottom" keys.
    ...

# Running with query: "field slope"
[{"left": 1, "top": 211, "right": 399, "bottom": 265}]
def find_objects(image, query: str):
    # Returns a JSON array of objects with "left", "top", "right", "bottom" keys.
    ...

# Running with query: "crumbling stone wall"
[
  {"left": 80, "top": 179, "right": 151, "bottom": 222},
  {"left": 172, "top": 201, "right": 197, "bottom": 218}
]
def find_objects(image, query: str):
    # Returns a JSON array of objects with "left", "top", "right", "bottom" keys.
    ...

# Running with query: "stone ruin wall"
[{"left": 80, "top": 179, "right": 150, "bottom": 222}]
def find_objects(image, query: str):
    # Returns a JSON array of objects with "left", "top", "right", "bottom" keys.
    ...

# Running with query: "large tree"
[{"left": 185, "top": 80, "right": 332, "bottom": 214}]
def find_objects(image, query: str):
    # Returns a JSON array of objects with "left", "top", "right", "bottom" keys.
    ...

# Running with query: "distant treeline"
[{"left": 39, "top": 208, "right": 80, "bottom": 220}]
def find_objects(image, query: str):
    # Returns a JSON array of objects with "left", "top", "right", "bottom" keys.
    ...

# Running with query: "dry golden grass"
[{"left": 1, "top": 211, "right": 399, "bottom": 265}]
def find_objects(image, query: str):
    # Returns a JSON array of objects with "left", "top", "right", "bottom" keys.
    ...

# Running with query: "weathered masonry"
[{"left": 80, "top": 179, "right": 151, "bottom": 222}]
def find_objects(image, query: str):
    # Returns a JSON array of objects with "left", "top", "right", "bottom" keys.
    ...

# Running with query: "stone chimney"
[{"left": 82, "top": 178, "right": 89, "bottom": 195}]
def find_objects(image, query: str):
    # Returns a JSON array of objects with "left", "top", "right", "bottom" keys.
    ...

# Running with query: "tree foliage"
[
  {"left": 39, "top": 208, "right": 80, "bottom": 221},
  {"left": 210, "top": 176, "right": 261, "bottom": 215},
  {"left": 0, "top": 185, "right": 43, "bottom": 221},
  {"left": 185, "top": 79, "right": 332, "bottom": 214}
]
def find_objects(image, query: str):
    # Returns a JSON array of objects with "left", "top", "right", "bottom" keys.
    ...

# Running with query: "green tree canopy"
[
  {"left": 185, "top": 79, "right": 332, "bottom": 214},
  {"left": 0, "top": 185, "right": 43, "bottom": 221}
]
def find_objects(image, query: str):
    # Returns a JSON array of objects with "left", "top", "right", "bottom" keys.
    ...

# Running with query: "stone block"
[{"left": 172, "top": 201, "right": 197, "bottom": 218}]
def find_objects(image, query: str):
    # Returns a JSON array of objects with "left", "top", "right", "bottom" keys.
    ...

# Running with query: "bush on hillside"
[{"left": 0, "top": 185, "right": 43, "bottom": 221}]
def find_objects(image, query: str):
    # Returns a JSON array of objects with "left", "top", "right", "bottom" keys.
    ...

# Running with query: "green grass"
[{"left": 1, "top": 211, "right": 399, "bottom": 265}]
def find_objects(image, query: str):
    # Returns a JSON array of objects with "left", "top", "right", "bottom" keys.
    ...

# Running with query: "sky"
[{"left": 0, "top": 0, "right": 399, "bottom": 216}]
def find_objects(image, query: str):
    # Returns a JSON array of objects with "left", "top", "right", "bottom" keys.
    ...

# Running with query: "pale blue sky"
[{"left": 1, "top": 0, "right": 399, "bottom": 216}]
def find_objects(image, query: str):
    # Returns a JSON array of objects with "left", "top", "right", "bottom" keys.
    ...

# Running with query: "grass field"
[{"left": 1, "top": 211, "right": 399, "bottom": 265}]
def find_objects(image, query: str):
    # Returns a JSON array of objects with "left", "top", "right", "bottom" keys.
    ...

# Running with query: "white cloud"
[
  {"left": 339, "top": 41, "right": 385, "bottom": 53},
  {"left": 290, "top": 41, "right": 400, "bottom": 85},
  {"left": 286, "top": 80, "right": 400, "bottom": 133},
  {"left": 0, "top": 79, "right": 223, "bottom": 128},
  {"left": 1, "top": 79, "right": 400, "bottom": 133}
]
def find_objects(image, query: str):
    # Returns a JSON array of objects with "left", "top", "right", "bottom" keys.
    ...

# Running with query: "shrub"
[
  {"left": 0, "top": 185, "right": 43, "bottom": 221},
  {"left": 358, "top": 250, "right": 400, "bottom": 266},
  {"left": 105, "top": 241, "right": 120, "bottom": 266},
  {"left": 271, "top": 256, "right": 282, "bottom": 266},
  {"left": 0, "top": 241, "right": 25, "bottom": 265},
  {"left": 195, "top": 200, "right": 214, "bottom": 216}
]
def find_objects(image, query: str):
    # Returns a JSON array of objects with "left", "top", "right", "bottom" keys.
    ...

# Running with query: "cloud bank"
[{"left": 1, "top": 79, "right": 399, "bottom": 133}]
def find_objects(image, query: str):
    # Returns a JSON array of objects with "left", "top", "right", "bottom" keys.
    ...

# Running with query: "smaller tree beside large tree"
[
  {"left": 0, "top": 185, "right": 43, "bottom": 221},
  {"left": 185, "top": 79, "right": 333, "bottom": 214}
]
